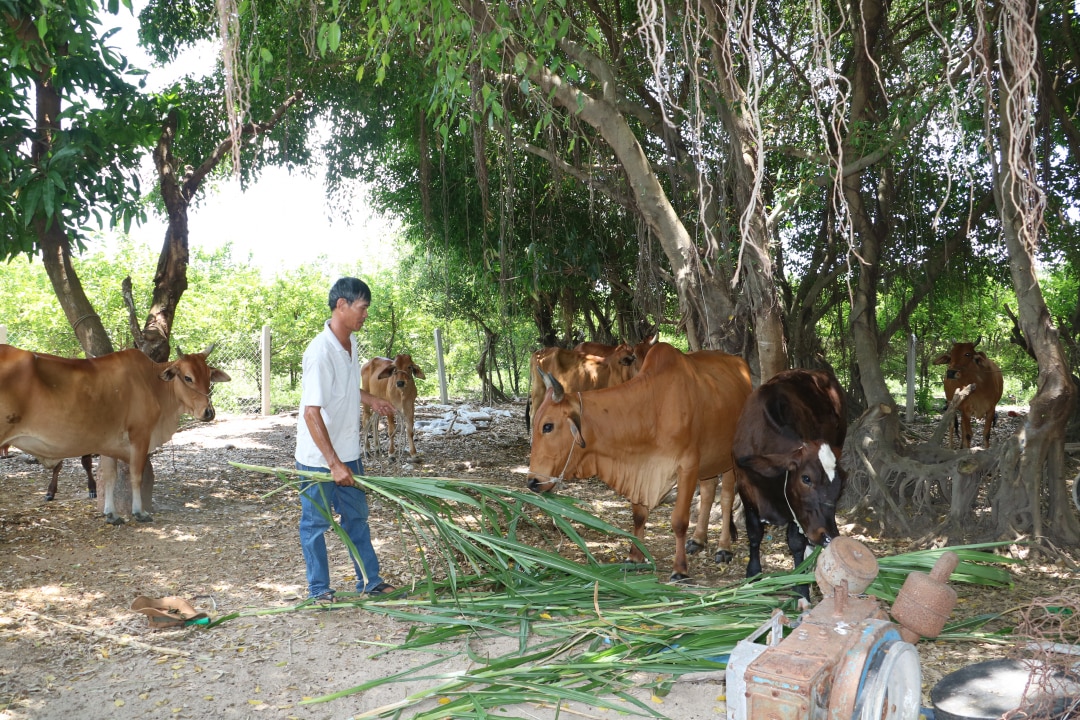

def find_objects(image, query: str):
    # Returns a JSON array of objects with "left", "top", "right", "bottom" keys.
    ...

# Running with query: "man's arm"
[
  {"left": 362, "top": 390, "right": 395, "bottom": 417},
  {"left": 302, "top": 405, "right": 355, "bottom": 487}
]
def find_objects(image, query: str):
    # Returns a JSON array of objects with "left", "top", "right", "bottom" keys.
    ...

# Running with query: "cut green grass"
[{"left": 230, "top": 464, "right": 1019, "bottom": 718}]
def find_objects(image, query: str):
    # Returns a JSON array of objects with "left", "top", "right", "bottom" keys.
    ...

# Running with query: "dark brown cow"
[
  {"left": 933, "top": 340, "right": 1004, "bottom": 449},
  {"left": 528, "top": 342, "right": 751, "bottom": 581},
  {"left": 525, "top": 335, "right": 657, "bottom": 433},
  {"left": 48, "top": 455, "right": 96, "bottom": 501},
  {"left": 361, "top": 354, "right": 425, "bottom": 457},
  {"left": 733, "top": 368, "right": 847, "bottom": 596},
  {"left": 0, "top": 447, "right": 95, "bottom": 501},
  {"left": 0, "top": 344, "right": 230, "bottom": 524}
]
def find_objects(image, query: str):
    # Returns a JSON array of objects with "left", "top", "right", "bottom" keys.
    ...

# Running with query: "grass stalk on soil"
[{"left": 231, "top": 464, "right": 1019, "bottom": 719}]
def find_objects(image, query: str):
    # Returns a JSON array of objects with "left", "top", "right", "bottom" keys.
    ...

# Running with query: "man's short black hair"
[{"left": 329, "top": 277, "right": 372, "bottom": 311}]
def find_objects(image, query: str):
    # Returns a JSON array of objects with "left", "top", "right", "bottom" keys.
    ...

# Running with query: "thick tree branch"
[
  {"left": 515, "top": 140, "right": 634, "bottom": 210},
  {"left": 184, "top": 90, "right": 304, "bottom": 195}
]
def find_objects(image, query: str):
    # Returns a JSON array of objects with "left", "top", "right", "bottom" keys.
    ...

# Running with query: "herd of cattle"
[
  {"left": 0, "top": 335, "right": 1004, "bottom": 589},
  {"left": 524, "top": 335, "right": 1004, "bottom": 589}
]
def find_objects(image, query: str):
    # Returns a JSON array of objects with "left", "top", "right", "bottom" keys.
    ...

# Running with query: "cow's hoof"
[
  {"left": 713, "top": 549, "right": 734, "bottom": 564},
  {"left": 685, "top": 538, "right": 706, "bottom": 555},
  {"left": 88, "top": 491, "right": 97, "bottom": 499},
  {"left": 45, "top": 493, "right": 56, "bottom": 501},
  {"left": 134, "top": 512, "right": 153, "bottom": 523},
  {"left": 105, "top": 513, "right": 125, "bottom": 525},
  {"left": 669, "top": 572, "right": 693, "bottom": 584}
]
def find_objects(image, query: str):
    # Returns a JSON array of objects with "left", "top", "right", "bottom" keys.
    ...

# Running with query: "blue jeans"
[{"left": 296, "top": 459, "right": 384, "bottom": 598}]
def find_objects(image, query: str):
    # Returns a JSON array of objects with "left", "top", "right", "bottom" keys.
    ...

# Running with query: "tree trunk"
[
  {"left": 702, "top": 0, "right": 787, "bottom": 381},
  {"left": 138, "top": 92, "right": 304, "bottom": 362},
  {"left": 31, "top": 72, "right": 113, "bottom": 358},
  {"left": 457, "top": 1, "right": 739, "bottom": 354},
  {"left": 989, "top": 0, "right": 1079, "bottom": 544}
]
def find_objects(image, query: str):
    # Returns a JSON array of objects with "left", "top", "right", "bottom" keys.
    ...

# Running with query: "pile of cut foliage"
[{"left": 228, "top": 466, "right": 1018, "bottom": 719}]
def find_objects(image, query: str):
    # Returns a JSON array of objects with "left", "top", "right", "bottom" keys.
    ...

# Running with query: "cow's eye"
[
  {"left": 542, "top": 423, "right": 554, "bottom": 433},
  {"left": 801, "top": 474, "right": 812, "bottom": 486},
  {"left": 184, "top": 375, "right": 194, "bottom": 383}
]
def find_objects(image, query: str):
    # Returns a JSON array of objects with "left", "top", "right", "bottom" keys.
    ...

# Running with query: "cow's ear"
[
  {"left": 377, "top": 366, "right": 395, "bottom": 380},
  {"left": 211, "top": 369, "right": 232, "bottom": 383},
  {"left": 568, "top": 417, "right": 586, "bottom": 448},
  {"left": 160, "top": 365, "right": 178, "bottom": 382},
  {"left": 932, "top": 354, "right": 950, "bottom": 365},
  {"left": 735, "top": 453, "right": 786, "bottom": 479},
  {"left": 619, "top": 353, "right": 635, "bottom": 366},
  {"left": 972, "top": 353, "right": 990, "bottom": 369},
  {"left": 411, "top": 365, "right": 426, "bottom": 379}
]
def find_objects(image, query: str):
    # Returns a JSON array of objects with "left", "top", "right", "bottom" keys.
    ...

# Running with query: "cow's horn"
[
  {"left": 202, "top": 343, "right": 216, "bottom": 357},
  {"left": 175, "top": 345, "right": 183, "bottom": 358},
  {"left": 974, "top": 335, "right": 982, "bottom": 347},
  {"left": 540, "top": 369, "right": 564, "bottom": 403}
]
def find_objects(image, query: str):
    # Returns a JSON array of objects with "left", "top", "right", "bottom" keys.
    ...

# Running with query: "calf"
[
  {"left": 361, "top": 354, "right": 425, "bottom": 457},
  {"left": 733, "top": 368, "right": 847, "bottom": 596},
  {"left": 933, "top": 340, "right": 1003, "bottom": 449}
]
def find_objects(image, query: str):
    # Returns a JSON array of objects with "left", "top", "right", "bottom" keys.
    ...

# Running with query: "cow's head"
[
  {"left": 631, "top": 332, "right": 659, "bottom": 366},
  {"left": 933, "top": 341, "right": 989, "bottom": 382},
  {"left": 378, "top": 354, "right": 425, "bottom": 389},
  {"left": 163, "top": 344, "right": 232, "bottom": 422},
  {"left": 527, "top": 370, "right": 586, "bottom": 493},
  {"left": 602, "top": 344, "right": 641, "bottom": 385},
  {"left": 736, "top": 440, "right": 845, "bottom": 546}
]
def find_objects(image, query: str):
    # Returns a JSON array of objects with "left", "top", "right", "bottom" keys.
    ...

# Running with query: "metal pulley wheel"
[
  {"left": 828, "top": 619, "right": 922, "bottom": 720},
  {"left": 854, "top": 640, "right": 923, "bottom": 720}
]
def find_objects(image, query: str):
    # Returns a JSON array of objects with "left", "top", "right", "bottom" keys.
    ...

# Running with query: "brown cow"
[
  {"left": 0, "top": 344, "right": 230, "bottom": 524},
  {"left": 527, "top": 342, "right": 751, "bottom": 581},
  {"left": 933, "top": 340, "right": 1003, "bottom": 449},
  {"left": 573, "top": 330, "right": 658, "bottom": 362},
  {"left": 733, "top": 368, "right": 847, "bottom": 597},
  {"left": 361, "top": 354, "right": 425, "bottom": 457},
  {"left": 525, "top": 335, "right": 657, "bottom": 433}
]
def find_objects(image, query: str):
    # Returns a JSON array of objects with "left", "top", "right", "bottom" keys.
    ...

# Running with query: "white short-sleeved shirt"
[{"left": 295, "top": 321, "right": 362, "bottom": 467}]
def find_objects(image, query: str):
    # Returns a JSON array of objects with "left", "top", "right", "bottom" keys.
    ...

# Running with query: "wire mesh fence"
[{"left": 206, "top": 336, "right": 265, "bottom": 415}]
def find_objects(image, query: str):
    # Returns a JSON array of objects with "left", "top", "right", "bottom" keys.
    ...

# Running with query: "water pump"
[{"left": 726, "top": 537, "right": 959, "bottom": 720}]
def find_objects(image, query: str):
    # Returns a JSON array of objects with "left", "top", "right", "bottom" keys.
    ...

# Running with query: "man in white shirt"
[{"left": 295, "top": 277, "right": 398, "bottom": 601}]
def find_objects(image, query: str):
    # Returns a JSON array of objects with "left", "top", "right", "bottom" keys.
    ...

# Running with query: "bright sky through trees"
[{"left": 105, "top": 2, "right": 401, "bottom": 277}]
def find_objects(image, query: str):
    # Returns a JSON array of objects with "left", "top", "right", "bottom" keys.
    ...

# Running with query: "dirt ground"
[{"left": 0, "top": 401, "right": 1077, "bottom": 720}]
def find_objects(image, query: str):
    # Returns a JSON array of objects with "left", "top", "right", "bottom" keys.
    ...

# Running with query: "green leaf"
[
  {"left": 260, "top": 47, "right": 273, "bottom": 63},
  {"left": 513, "top": 52, "right": 527, "bottom": 74},
  {"left": 328, "top": 21, "right": 341, "bottom": 53}
]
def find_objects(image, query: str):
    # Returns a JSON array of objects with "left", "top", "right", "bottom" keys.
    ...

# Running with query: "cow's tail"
[{"left": 525, "top": 400, "right": 531, "bottom": 434}]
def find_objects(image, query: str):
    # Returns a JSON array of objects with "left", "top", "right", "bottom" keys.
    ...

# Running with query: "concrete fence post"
[
  {"left": 0, "top": 324, "right": 6, "bottom": 345},
  {"left": 434, "top": 328, "right": 448, "bottom": 404},
  {"left": 261, "top": 324, "right": 272, "bottom": 415}
]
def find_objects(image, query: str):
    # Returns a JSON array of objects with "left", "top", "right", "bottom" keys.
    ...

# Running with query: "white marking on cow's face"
[{"left": 818, "top": 444, "right": 837, "bottom": 482}]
